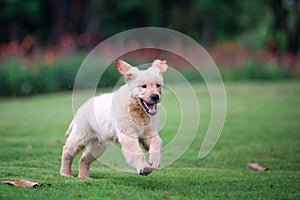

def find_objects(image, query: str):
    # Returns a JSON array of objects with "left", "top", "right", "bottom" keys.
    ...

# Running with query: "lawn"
[{"left": 0, "top": 81, "right": 299, "bottom": 199}]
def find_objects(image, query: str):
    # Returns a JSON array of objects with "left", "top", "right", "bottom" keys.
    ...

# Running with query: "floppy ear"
[
  {"left": 152, "top": 59, "right": 168, "bottom": 75},
  {"left": 115, "top": 60, "right": 138, "bottom": 82},
  {"left": 116, "top": 60, "right": 133, "bottom": 75}
]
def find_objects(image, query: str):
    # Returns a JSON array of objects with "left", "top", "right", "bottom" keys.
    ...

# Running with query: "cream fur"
[{"left": 60, "top": 59, "right": 168, "bottom": 178}]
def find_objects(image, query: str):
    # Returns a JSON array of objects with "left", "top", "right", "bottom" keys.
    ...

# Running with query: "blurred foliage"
[
  {"left": 0, "top": 0, "right": 299, "bottom": 96},
  {"left": 0, "top": 0, "right": 50, "bottom": 44},
  {"left": 221, "top": 62, "right": 293, "bottom": 81},
  {"left": 0, "top": 53, "right": 295, "bottom": 96},
  {"left": 1, "top": 0, "right": 299, "bottom": 52},
  {"left": 0, "top": 54, "right": 83, "bottom": 96},
  {"left": 1, "top": 0, "right": 298, "bottom": 54},
  {"left": 0, "top": 0, "right": 268, "bottom": 46},
  {"left": 268, "top": 0, "right": 300, "bottom": 55}
]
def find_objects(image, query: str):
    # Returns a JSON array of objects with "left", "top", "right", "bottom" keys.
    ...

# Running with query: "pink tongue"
[
  {"left": 141, "top": 99, "right": 157, "bottom": 114},
  {"left": 148, "top": 104, "right": 157, "bottom": 114}
]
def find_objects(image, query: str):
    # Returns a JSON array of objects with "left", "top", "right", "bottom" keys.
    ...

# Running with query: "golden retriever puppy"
[{"left": 60, "top": 59, "right": 168, "bottom": 178}]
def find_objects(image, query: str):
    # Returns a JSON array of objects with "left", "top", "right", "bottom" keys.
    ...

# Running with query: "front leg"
[
  {"left": 141, "top": 135, "right": 162, "bottom": 170},
  {"left": 118, "top": 133, "right": 153, "bottom": 176}
]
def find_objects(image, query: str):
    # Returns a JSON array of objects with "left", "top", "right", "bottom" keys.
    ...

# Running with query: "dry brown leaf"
[
  {"left": 1, "top": 179, "right": 39, "bottom": 187},
  {"left": 247, "top": 162, "right": 269, "bottom": 171}
]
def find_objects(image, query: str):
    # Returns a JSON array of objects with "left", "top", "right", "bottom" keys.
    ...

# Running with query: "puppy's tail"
[{"left": 65, "top": 120, "right": 73, "bottom": 138}]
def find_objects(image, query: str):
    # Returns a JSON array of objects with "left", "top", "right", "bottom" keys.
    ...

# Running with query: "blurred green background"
[{"left": 0, "top": 0, "right": 299, "bottom": 96}]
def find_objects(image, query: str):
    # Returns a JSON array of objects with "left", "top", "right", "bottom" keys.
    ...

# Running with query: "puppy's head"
[{"left": 116, "top": 59, "right": 168, "bottom": 116}]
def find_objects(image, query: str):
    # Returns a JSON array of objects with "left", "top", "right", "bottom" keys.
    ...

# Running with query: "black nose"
[{"left": 150, "top": 94, "right": 160, "bottom": 102}]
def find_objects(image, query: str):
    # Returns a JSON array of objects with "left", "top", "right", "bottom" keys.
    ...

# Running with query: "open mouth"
[{"left": 140, "top": 99, "right": 157, "bottom": 115}]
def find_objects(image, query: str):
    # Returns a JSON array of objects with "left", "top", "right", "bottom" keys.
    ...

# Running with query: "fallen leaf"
[
  {"left": 247, "top": 162, "right": 269, "bottom": 171},
  {"left": 1, "top": 179, "right": 39, "bottom": 187}
]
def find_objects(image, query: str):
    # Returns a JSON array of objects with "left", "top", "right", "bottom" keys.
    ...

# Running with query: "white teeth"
[
  {"left": 140, "top": 99, "right": 157, "bottom": 115},
  {"left": 142, "top": 100, "right": 149, "bottom": 109}
]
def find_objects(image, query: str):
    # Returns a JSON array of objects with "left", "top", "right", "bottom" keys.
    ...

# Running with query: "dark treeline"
[{"left": 0, "top": 0, "right": 299, "bottom": 55}]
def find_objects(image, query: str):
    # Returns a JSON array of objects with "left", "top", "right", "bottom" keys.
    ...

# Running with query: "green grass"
[{"left": 0, "top": 81, "right": 300, "bottom": 199}]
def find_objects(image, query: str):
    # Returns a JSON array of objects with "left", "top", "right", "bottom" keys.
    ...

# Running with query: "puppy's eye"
[
  {"left": 141, "top": 84, "right": 147, "bottom": 88},
  {"left": 156, "top": 84, "right": 161, "bottom": 88}
]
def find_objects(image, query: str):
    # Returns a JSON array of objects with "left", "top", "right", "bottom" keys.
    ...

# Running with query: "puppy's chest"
[{"left": 127, "top": 100, "right": 151, "bottom": 127}]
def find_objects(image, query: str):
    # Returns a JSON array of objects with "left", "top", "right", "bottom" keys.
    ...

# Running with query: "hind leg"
[
  {"left": 78, "top": 138, "right": 107, "bottom": 179},
  {"left": 60, "top": 134, "right": 85, "bottom": 177}
]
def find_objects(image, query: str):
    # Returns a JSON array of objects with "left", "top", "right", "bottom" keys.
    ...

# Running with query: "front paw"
[
  {"left": 139, "top": 167, "right": 153, "bottom": 176},
  {"left": 149, "top": 162, "right": 160, "bottom": 170},
  {"left": 148, "top": 156, "right": 160, "bottom": 170}
]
